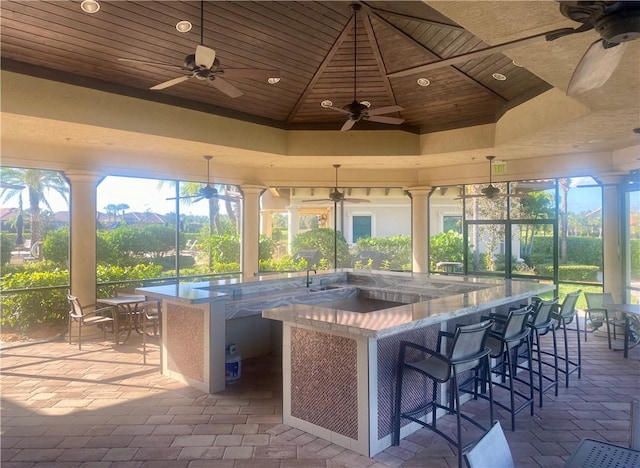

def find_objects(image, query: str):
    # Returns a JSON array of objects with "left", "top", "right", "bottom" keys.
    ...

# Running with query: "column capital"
[
  {"left": 64, "top": 170, "right": 103, "bottom": 184},
  {"left": 598, "top": 174, "right": 625, "bottom": 186},
  {"left": 404, "top": 186, "right": 432, "bottom": 197}
]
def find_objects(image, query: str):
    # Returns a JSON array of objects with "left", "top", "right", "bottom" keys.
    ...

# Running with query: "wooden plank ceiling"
[{"left": 0, "top": 0, "right": 552, "bottom": 133}]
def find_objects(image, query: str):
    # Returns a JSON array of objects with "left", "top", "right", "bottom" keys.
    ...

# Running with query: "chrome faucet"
[{"left": 306, "top": 269, "right": 317, "bottom": 287}]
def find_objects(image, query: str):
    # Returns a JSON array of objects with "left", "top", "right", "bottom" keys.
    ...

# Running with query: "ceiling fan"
[
  {"left": 118, "top": 1, "right": 279, "bottom": 98},
  {"left": 387, "top": 1, "right": 640, "bottom": 95},
  {"left": 302, "top": 164, "right": 370, "bottom": 204},
  {"left": 324, "top": 4, "right": 405, "bottom": 131},
  {"left": 167, "top": 156, "right": 240, "bottom": 203},
  {"left": 458, "top": 156, "right": 528, "bottom": 200}
]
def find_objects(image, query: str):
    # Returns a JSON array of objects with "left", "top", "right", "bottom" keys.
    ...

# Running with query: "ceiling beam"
[{"left": 362, "top": 12, "right": 398, "bottom": 106}]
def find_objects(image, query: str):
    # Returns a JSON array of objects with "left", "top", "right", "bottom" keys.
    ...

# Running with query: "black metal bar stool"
[
  {"left": 551, "top": 290, "right": 582, "bottom": 388},
  {"left": 392, "top": 320, "right": 494, "bottom": 468},
  {"left": 520, "top": 297, "right": 559, "bottom": 407},
  {"left": 480, "top": 305, "right": 534, "bottom": 431}
]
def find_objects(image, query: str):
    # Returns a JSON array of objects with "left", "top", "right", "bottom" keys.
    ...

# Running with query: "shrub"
[
  {"left": 631, "top": 239, "right": 640, "bottom": 278},
  {"left": 532, "top": 236, "right": 602, "bottom": 267},
  {"left": 537, "top": 264, "right": 599, "bottom": 281},
  {"left": 1, "top": 233, "right": 15, "bottom": 265},
  {"left": 150, "top": 255, "right": 196, "bottom": 270},
  {"left": 354, "top": 235, "right": 411, "bottom": 270},
  {"left": 292, "top": 228, "right": 350, "bottom": 268},
  {"left": 42, "top": 227, "right": 69, "bottom": 266}
]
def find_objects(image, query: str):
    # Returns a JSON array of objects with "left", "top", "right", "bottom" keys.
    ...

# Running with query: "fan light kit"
[
  {"left": 176, "top": 20, "right": 192, "bottom": 33},
  {"left": 80, "top": 0, "right": 100, "bottom": 14}
]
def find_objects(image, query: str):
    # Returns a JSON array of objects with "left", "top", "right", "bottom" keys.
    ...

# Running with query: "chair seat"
[
  {"left": 83, "top": 315, "right": 114, "bottom": 326},
  {"left": 406, "top": 354, "right": 450, "bottom": 381}
]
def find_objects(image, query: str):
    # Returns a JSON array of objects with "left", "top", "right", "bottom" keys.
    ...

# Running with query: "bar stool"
[
  {"left": 551, "top": 290, "right": 582, "bottom": 388},
  {"left": 521, "top": 297, "right": 559, "bottom": 407},
  {"left": 479, "top": 305, "right": 534, "bottom": 431},
  {"left": 393, "top": 320, "right": 494, "bottom": 468},
  {"left": 139, "top": 300, "right": 161, "bottom": 366}
]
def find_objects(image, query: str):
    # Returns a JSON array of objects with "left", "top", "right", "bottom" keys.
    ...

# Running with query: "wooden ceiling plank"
[
  {"left": 286, "top": 15, "right": 354, "bottom": 122},
  {"left": 362, "top": 11, "right": 398, "bottom": 106},
  {"left": 367, "top": 9, "right": 507, "bottom": 104}
]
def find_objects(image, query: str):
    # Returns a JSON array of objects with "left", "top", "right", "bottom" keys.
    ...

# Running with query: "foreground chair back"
[
  {"left": 139, "top": 300, "right": 161, "bottom": 366},
  {"left": 67, "top": 294, "right": 117, "bottom": 350},
  {"left": 464, "top": 421, "right": 514, "bottom": 468},
  {"left": 551, "top": 290, "right": 582, "bottom": 387}
]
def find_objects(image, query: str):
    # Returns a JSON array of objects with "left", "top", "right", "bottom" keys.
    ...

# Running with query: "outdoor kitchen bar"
[{"left": 139, "top": 270, "right": 553, "bottom": 457}]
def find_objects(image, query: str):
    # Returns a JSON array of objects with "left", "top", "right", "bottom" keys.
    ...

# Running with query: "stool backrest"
[
  {"left": 501, "top": 305, "right": 531, "bottom": 342},
  {"left": 557, "top": 290, "right": 582, "bottom": 320},
  {"left": 450, "top": 319, "right": 493, "bottom": 373},
  {"left": 530, "top": 298, "right": 558, "bottom": 328}
]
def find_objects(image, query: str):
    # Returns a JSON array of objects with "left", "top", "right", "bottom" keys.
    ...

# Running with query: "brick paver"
[{"left": 1, "top": 317, "right": 639, "bottom": 467}]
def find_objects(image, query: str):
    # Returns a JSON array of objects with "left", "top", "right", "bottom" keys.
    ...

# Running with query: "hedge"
[
  {"left": 537, "top": 264, "right": 599, "bottom": 281},
  {"left": 531, "top": 236, "right": 602, "bottom": 267}
]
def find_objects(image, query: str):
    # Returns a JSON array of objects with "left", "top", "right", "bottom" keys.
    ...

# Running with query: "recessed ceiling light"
[
  {"left": 321, "top": 100, "right": 333, "bottom": 108},
  {"left": 512, "top": 60, "right": 523, "bottom": 67},
  {"left": 492, "top": 73, "right": 507, "bottom": 81},
  {"left": 417, "top": 78, "right": 431, "bottom": 87},
  {"left": 80, "top": 0, "right": 100, "bottom": 13},
  {"left": 267, "top": 77, "right": 281, "bottom": 84},
  {"left": 360, "top": 100, "right": 371, "bottom": 108},
  {"left": 176, "top": 20, "right": 192, "bottom": 33}
]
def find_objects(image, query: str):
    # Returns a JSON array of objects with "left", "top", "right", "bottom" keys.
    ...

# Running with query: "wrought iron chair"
[
  {"left": 67, "top": 294, "right": 117, "bottom": 350},
  {"left": 584, "top": 292, "right": 625, "bottom": 349},
  {"left": 393, "top": 320, "right": 495, "bottom": 468},
  {"left": 139, "top": 300, "right": 161, "bottom": 366}
]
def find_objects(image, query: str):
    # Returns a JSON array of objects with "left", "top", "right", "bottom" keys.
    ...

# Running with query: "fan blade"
[
  {"left": 567, "top": 40, "right": 627, "bottom": 95},
  {"left": 151, "top": 75, "right": 190, "bottom": 90},
  {"left": 326, "top": 106, "right": 351, "bottom": 115},
  {"left": 387, "top": 27, "right": 578, "bottom": 78},
  {"left": 213, "top": 194, "right": 241, "bottom": 202},
  {"left": 220, "top": 68, "right": 280, "bottom": 80},
  {"left": 301, "top": 199, "right": 332, "bottom": 203},
  {"left": 166, "top": 194, "right": 199, "bottom": 201},
  {"left": 367, "top": 115, "right": 405, "bottom": 125},
  {"left": 341, "top": 119, "right": 357, "bottom": 131},
  {"left": 210, "top": 77, "right": 244, "bottom": 98},
  {"left": 118, "top": 58, "right": 182, "bottom": 70},
  {"left": 367, "top": 105, "right": 403, "bottom": 116},
  {"left": 195, "top": 45, "right": 216, "bottom": 69}
]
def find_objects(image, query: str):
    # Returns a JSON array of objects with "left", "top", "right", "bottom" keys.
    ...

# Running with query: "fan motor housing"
[{"left": 596, "top": 8, "right": 640, "bottom": 43}]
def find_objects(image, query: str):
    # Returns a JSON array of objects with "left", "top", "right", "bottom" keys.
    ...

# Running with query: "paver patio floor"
[{"left": 1, "top": 320, "right": 638, "bottom": 467}]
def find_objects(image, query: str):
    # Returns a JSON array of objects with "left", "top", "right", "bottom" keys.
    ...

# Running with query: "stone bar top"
[{"left": 262, "top": 274, "right": 555, "bottom": 339}]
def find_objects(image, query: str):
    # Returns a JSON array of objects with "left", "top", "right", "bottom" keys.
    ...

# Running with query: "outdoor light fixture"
[
  {"left": 267, "top": 77, "right": 281, "bottom": 84},
  {"left": 80, "top": 0, "right": 100, "bottom": 13},
  {"left": 175, "top": 20, "right": 192, "bottom": 33}
]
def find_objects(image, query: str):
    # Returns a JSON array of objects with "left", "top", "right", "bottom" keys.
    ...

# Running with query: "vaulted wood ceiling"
[{"left": 0, "top": 0, "right": 552, "bottom": 134}]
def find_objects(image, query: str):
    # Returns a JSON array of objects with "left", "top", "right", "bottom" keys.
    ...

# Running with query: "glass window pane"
[
  {"left": 464, "top": 185, "right": 508, "bottom": 220},
  {"left": 509, "top": 179, "right": 556, "bottom": 220},
  {"left": 467, "top": 223, "right": 506, "bottom": 274},
  {"left": 429, "top": 186, "right": 464, "bottom": 273},
  {"left": 511, "top": 222, "right": 554, "bottom": 278}
]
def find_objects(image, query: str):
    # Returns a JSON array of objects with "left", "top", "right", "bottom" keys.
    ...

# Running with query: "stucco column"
[
  {"left": 260, "top": 210, "right": 273, "bottom": 237},
  {"left": 65, "top": 170, "right": 102, "bottom": 306},
  {"left": 406, "top": 187, "right": 432, "bottom": 273},
  {"left": 287, "top": 206, "right": 299, "bottom": 254},
  {"left": 241, "top": 185, "right": 264, "bottom": 281},
  {"left": 601, "top": 177, "right": 624, "bottom": 301}
]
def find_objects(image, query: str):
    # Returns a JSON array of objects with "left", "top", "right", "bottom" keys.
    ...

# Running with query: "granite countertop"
[{"left": 262, "top": 279, "right": 555, "bottom": 339}]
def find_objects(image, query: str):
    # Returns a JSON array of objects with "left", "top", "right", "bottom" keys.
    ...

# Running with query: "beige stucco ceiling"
[{"left": 1, "top": 1, "right": 638, "bottom": 188}]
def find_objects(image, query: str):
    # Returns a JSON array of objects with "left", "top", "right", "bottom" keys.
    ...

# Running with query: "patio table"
[
  {"left": 604, "top": 303, "right": 640, "bottom": 358},
  {"left": 98, "top": 295, "right": 147, "bottom": 345},
  {"left": 564, "top": 438, "right": 640, "bottom": 467}
]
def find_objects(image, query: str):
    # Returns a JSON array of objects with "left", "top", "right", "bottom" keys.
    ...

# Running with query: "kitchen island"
[{"left": 262, "top": 273, "right": 554, "bottom": 457}]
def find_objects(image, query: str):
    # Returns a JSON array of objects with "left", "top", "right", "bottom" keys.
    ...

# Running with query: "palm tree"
[
  {"left": 115, "top": 203, "right": 130, "bottom": 223},
  {"left": 0, "top": 168, "right": 69, "bottom": 249},
  {"left": 104, "top": 203, "right": 118, "bottom": 224}
]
